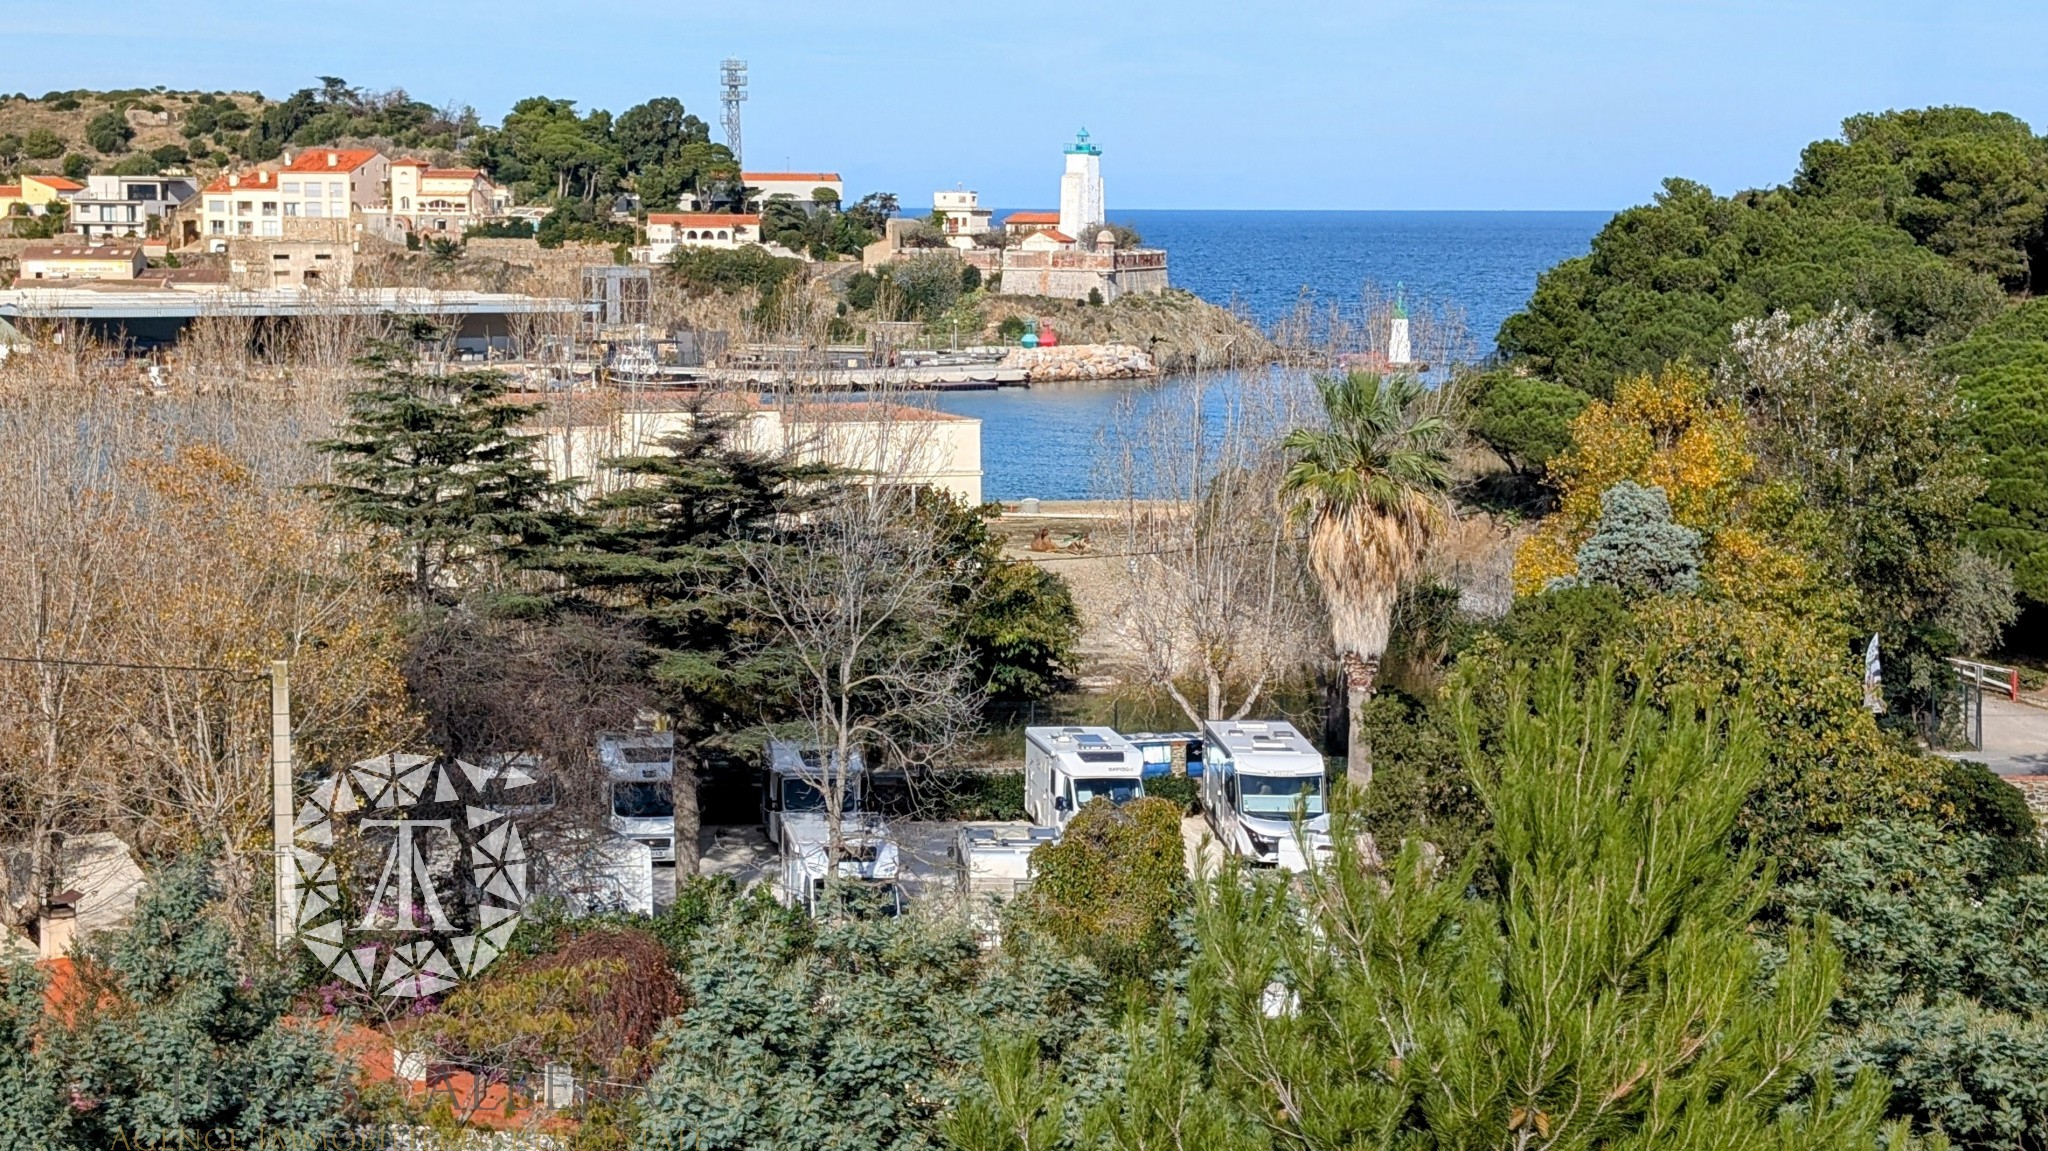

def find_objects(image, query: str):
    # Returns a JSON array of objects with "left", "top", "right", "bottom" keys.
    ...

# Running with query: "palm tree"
[{"left": 1280, "top": 372, "right": 1453, "bottom": 790}]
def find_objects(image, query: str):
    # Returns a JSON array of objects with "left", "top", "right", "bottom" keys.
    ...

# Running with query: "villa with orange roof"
[
  {"left": 384, "top": 158, "right": 513, "bottom": 236},
  {"left": 197, "top": 148, "right": 390, "bottom": 240},
  {"left": 640, "top": 212, "right": 761, "bottom": 261}
]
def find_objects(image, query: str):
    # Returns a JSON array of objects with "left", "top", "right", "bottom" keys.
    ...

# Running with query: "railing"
[{"left": 1951, "top": 657, "right": 2021, "bottom": 702}]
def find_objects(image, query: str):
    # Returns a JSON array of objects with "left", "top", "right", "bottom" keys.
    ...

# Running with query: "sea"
[{"left": 932, "top": 209, "right": 1612, "bottom": 501}]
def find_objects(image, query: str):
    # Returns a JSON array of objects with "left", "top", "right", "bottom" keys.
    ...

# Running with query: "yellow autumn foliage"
[{"left": 1513, "top": 365, "right": 1812, "bottom": 599}]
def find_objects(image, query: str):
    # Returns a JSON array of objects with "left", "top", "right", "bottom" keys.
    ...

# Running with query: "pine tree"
[
  {"left": 33, "top": 856, "right": 345, "bottom": 1149},
  {"left": 957, "top": 656, "right": 1890, "bottom": 1151},
  {"left": 312, "top": 343, "right": 571, "bottom": 604}
]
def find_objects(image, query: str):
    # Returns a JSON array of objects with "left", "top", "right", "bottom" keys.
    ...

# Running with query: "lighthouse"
[{"left": 1058, "top": 128, "right": 1105, "bottom": 244}]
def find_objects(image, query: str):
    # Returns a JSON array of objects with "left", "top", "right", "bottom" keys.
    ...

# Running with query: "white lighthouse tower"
[{"left": 1057, "top": 128, "right": 1104, "bottom": 244}]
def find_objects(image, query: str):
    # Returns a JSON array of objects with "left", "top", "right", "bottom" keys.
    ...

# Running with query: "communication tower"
[{"left": 720, "top": 58, "right": 748, "bottom": 172}]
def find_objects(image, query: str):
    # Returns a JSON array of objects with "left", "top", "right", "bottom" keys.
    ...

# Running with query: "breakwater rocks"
[
  {"left": 982, "top": 289, "right": 1279, "bottom": 373},
  {"left": 1007, "top": 344, "right": 1156, "bottom": 381}
]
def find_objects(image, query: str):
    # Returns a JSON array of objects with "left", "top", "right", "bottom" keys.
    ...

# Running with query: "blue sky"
[{"left": 9, "top": 0, "right": 2045, "bottom": 211}]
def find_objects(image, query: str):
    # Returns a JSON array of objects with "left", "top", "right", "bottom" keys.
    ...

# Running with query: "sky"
[{"left": 9, "top": 0, "right": 2047, "bottom": 211}]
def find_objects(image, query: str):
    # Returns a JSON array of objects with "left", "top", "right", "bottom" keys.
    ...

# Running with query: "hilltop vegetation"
[{"left": 1492, "top": 105, "right": 2048, "bottom": 638}]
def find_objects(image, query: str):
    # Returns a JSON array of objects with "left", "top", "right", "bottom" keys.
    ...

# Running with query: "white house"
[
  {"left": 933, "top": 189, "right": 992, "bottom": 249},
  {"left": 641, "top": 213, "right": 761, "bottom": 261},
  {"left": 69, "top": 175, "right": 199, "bottom": 239},
  {"left": 745, "top": 171, "right": 844, "bottom": 208}
]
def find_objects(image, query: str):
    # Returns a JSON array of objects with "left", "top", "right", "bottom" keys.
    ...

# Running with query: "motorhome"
[
  {"left": 1023, "top": 726, "right": 1146, "bottom": 829},
  {"left": 763, "top": 739, "right": 866, "bottom": 848},
  {"left": 1199, "top": 719, "right": 1331, "bottom": 871},
  {"left": 598, "top": 730, "right": 676, "bottom": 863},
  {"left": 777, "top": 810, "right": 903, "bottom": 915},
  {"left": 953, "top": 824, "right": 1059, "bottom": 901}
]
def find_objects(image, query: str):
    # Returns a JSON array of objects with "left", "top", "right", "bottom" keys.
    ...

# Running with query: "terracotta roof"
[
  {"left": 19, "top": 239, "right": 144, "bottom": 261},
  {"left": 391, "top": 157, "right": 430, "bottom": 167},
  {"left": 0, "top": 186, "right": 20, "bottom": 199},
  {"left": 647, "top": 213, "right": 760, "bottom": 227},
  {"left": 24, "top": 175, "right": 85, "bottom": 191},
  {"left": 744, "top": 171, "right": 841, "bottom": 183},
  {"left": 202, "top": 169, "right": 278, "bottom": 194},
  {"left": 1004, "top": 211, "right": 1060, "bottom": 224},
  {"left": 422, "top": 168, "right": 483, "bottom": 181},
  {"left": 1037, "top": 229, "right": 1075, "bottom": 244},
  {"left": 281, "top": 149, "right": 382, "bottom": 173}
]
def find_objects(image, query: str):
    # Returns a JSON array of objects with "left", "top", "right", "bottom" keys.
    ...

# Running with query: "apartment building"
[{"left": 198, "top": 149, "right": 389, "bottom": 240}]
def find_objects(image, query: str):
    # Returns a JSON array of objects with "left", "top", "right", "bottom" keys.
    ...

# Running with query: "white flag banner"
[{"left": 1863, "top": 633, "right": 1884, "bottom": 714}]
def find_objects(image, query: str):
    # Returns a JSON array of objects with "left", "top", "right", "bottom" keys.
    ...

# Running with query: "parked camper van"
[
  {"left": 953, "top": 824, "right": 1059, "bottom": 900},
  {"left": 763, "top": 740, "right": 866, "bottom": 848},
  {"left": 598, "top": 730, "right": 676, "bottom": 863},
  {"left": 776, "top": 809, "right": 903, "bottom": 916},
  {"left": 1023, "top": 726, "right": 1146, "bottom": 829},
  {"left": 1199, "top": 719, "right": 1331, "bottom": 871}
]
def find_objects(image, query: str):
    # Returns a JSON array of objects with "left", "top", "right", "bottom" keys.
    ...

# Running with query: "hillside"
[{"left": 0, "top": 88, "right": 276, "bottom": 177}]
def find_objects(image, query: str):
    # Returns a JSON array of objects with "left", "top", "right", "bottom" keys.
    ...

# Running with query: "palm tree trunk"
[{"left": 1342, "top": 651, "right": 1379, "bottom": 791}]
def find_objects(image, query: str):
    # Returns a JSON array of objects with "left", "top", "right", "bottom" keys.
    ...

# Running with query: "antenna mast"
[{"left": 720, "top": 58, "right": 748, "bottom": 174}]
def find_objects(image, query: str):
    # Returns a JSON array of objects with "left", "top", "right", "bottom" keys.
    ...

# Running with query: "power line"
[{"left": 0, "top": 652, "right": 260, "bottom": 677}]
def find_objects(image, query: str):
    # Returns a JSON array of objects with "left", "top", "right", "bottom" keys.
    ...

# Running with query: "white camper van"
[
  {"left": 598, "top": 730, "right": 677, "bottom": 863},
  {"left": 763, "top": 740, "right": 866, "bottom": 848},
  {"left": 1199, "top": 719, "right": 1331, "bottom": 871},
  {"left": 777, "top": 809, "right": 903, "bottom": 916},
  {"left": 1023, "top": 726, "right": 1146, "bottom": 829}
]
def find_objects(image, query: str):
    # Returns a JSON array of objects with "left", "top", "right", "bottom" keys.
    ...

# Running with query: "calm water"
[{"left": 938, "top": 210, "right": 1610, "bottom": 500}]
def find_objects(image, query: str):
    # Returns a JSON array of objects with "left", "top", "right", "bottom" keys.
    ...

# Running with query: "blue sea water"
[{"left": 934, "top": 210, "right": 1612, "bottom": 501}]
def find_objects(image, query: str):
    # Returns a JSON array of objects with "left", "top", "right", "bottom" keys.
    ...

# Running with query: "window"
[
  {"left": 306, "top": 202, "right": 324, "bottom": 218},
  {"left": 1236, "top": 775, "right": 1327, "bottom": 817},
  {"left": 207, "top": 198, "right": 226, "bottom": 214},
  {"left": 282, "top": 182, "right": 300, "bottom": 195},
  {"left": 236, "top": 221, "right": 252, "bottom": 235},
  {"left": 209, "top": 220, "right": 224, "bottom": 235},
  {"left": 717, "top": 230, "right": 728, "bottom": 240},
  {"left": 612, "top": 781, "right": 674, "bottom": 818},
  {"left": 1071, "top": 778, "right": 1143, "bottom": 807},
  {"left": 261, "top": 201, "right": 277, "bottom": 216},
  {"left": 236, "top": 201, "right": 251, "bottom": 215},
  {"left": 329, "top": 182, "right": 343, "bottom": 198},
  {"left": 399, "top": 196, "right": 409, "bottom": 210},
  {"left": 284, "top": 203, "right": 300, "bottom": 217}
]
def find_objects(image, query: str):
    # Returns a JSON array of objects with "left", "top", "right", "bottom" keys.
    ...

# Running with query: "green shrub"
[
  {"left": 1018, "top": 796, "right": 1189, "bottom": 977},
  {"left": 1143, "top": 774, "right": 1196, "bottom": 814},
  {"left": 917, "top": 769, "right": 1025, "bottom": 820}
]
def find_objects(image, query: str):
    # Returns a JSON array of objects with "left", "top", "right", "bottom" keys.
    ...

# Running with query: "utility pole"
[{"left": 270, "top": 659, "right": 296, "bottom": 950}]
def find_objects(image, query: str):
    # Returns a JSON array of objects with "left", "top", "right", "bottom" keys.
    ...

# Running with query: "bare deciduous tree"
[
  {"left": 1102, "top": 371, "right": 1326, "bottom": 725},
  {"left": 733, "top": 405, "right": 978, "bottom": 853}
]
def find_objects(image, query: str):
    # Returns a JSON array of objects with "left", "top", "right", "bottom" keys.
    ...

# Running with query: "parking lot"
[{"left": 651, "top": 819, "right": 1040, "bottom": 910}]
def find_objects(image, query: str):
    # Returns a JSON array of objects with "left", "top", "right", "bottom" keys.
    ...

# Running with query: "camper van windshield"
[
  {"left": 621, "top": 746, "right": 670, "bottom": 764},
  {"left": 613, "top": 781, "right": 674, "bottom": 818},
  {"left": 1072, "top": 778, "right": 1142, "bottom": 807},
  {"left": 1238, "top": 775, "right": 1325, "bottom": 817},
  {"left": 783, "top": 778, "right": 858, "bottom": 813}
]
